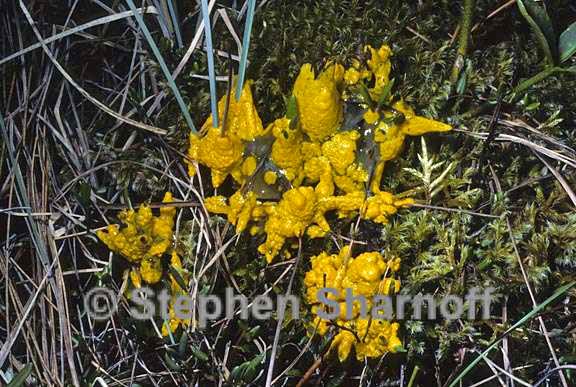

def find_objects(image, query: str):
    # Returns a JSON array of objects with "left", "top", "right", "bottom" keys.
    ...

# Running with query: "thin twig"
[{"left": 265, "top": 237, "right": 303, "bottom": 386}]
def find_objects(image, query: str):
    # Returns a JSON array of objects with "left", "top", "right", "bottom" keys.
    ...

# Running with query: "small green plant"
[{"left": 511, "top": 0, "right": 576, "bottom": 99}]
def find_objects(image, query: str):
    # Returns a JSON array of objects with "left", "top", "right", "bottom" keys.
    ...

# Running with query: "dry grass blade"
[{"left": 17, "top": 2, "right": 167, "bottom": 135}]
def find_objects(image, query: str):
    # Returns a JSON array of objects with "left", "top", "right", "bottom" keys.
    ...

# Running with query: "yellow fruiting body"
[
  {"left": 362, "top": 191, "right": 414, "bottom": 224},
  {"left": 375, "top": 121, "right": 405, "bottom": 161},
  {"left": 183, "top": 42, "right": 454, "bottom": 364},
  {"left": 258, "top": 187, "right": 326, "bottom": 263},
  {"left": 394, "top": 100, "right": 452, "bottom": 136},
  {"left": 370, "top": 99, "right": 451, "bottom": 192},
  {"left": 318, "top": 191, "right": 366, "bottom": 219},
  {"left": 197, "top": 44, "right": 452, "bottom": 261},
  {"left": 97, "top": 192, "right": 176, "bottom": 284},
  {"left": 321, "top": 131, "right": 360, "bottom": 175},
  {"left": 293, "top": 64, "right": 343, "bottom": 142},
  {"left": 205, "top": 182, "right": 411, "bottom": 263},
  {"left": 162, "top": 252, "right": 191, "bottom": 336},
  {"left": 322, "top": 62, "right": 345, "bottom": 84},
  {"left": 343, "top": 58, "right": 371, "bottom": 86},
  {"left": 188, "top": 127, "right": 244, "bottom": 188},
  {"left": 201, "top": 80, "right": 264, "bottom": 141},
  {"left": 342, "top": 319, "right": 402, "bottom": 360},
  {"left": 363, "top": 108, "right": 380, "bottom": 124},
  {"left": 270, "top": 117, "right": 305, "bottom": 182},
  {"left": 344, "top": 67, "right": 361, "bottom": 85},
  {"left": 140, "top": 256, "right": 162, "bottom": 284},
  {"left": 304, "top": 247, "right": 402, "bottom": 361},
  {"left": 263, "top": 171, "right": 278, "bottom": 185},
  {"left": 365, "top": 44, "right": 393, "bottom": 100},
  {"left": 204, "top": 191, "right": 260, "bottom": 234},
  {"left": 321, "top": 130, "right": 368, "bottom": 193},
  {"left": 187, "top": 81, "right": 266, "bottom": 188}
]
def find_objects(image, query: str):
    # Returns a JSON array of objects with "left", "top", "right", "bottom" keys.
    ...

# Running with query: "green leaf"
[
  {"left": 286, "top": 95, "right": 298, "bottom": 120},
  {"left": 7, "top": 364, "right": 32, "bottom": 387},
  {"left": 231, "top": 353, "right": 264, "bottom": 383},
  {"left": 163, "top": 352, "right": 181, "bottom": 371},
  {"left": 178, "top": 331, "right": 188, "bottom": 357},
  {"left": 356, "top": 82, "right": 374, "bottom": 108},
  {"left": 559, "top": 21, "right": 576, "bottom": 63},
  {"left": 407, "top": 365, "right": 420, "bottom": 387},
  {"left": 167, "top": 265, "right": 187, "bottom": 290},
  {"left": 77, "top": 181, "right": 91, "bottom": 207},
  {"left": 376, "top": 78, "right": 395, "bottom": 108},
  {"left": 246, "top": 325, "right": 261, "bottom": 341},
  {"left": 190, "top": 345, "right": 209, "bottom": 362},
  {"left": 456, "top": 68, "right": 468, "bottom": 95},
  {"left": 516, "top": 0, "right": 557, "bottom": 65}
]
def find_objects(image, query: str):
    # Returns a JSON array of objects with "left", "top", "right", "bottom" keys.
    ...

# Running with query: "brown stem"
[{"left": 296, "top": 356, "right": 323, "bottom": 387}]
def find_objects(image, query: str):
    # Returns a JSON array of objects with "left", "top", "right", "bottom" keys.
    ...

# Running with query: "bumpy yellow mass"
[
  {"left": 97, "top": 192, "right": 176, "bottom": 284},
  {"left": 363, "top": 191, "right": 414, "bottom": 224},
  {"left": 205, "top": 184, "right": 408, "bottom": 263},
  {"left": 365, "top": 44, "right": 393, "bottom": 100},
  {"left": 343, "top": 45, "right": 392, "bottom": 101},
  {"left": 263, "top": 171, "right": 278, "bottom": 185},
  {"left": 370, "top": 100, "right": 452, "bottom": 192},
  {"left": 320, "top": 130, "right": 368, "bottom": 193},
  {"left": 187, "top": 81, "right": 266, "bottom": 188},
  {"left": 258, "top": 187, "right": 329, "bottom": 263},
  {"left": 293, "top": 63, "right": 343, "bottom": 141},
  {"left": 180, "top": 42, "right": 454, "bottom": 363},
  {"left": 202, "top": 80, "right": 265, "bottom": 141},
  {"left": 188, "top": 127, "right": 244, "bottom": 188},
  {"left": 344, "top": 58, "right": 372, "bottom": 86},
  {"left": 198, "top": 44, "right": 451, "bottom": 261},
  {"left": 304, "top": 247, "right": 402, "bottom": 361},
  {"left": 322, "top": 131, "right": 360, "bottom": 175},
  {"left": 270, "top": 117, "right": 305, "bottom": 183},
  {"left": 333, "top": 319, "right": 402, "bottom": 361},
  {"left": 204, "top": 187, "right": 411, "bottom": 262},
  {"left": 394, "top": 100, "right": 452, "bottom": 136},
  {"left": 204, "top": 191, "right": 261, "bottom": 234}
]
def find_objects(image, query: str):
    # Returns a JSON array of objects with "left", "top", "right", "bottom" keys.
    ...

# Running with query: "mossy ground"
[{"left": 1, "top": 0, "right": 575, "bottom": 386}]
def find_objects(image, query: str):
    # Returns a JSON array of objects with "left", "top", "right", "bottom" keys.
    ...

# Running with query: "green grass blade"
[
  {"left": 166, "top": 0, "right": 183, "bottom": 48},
  {"left": 200, "top": 0, "right": 219, "bottom": 127},
  {"left": 516, "top": 0, "right": 556, "bottom": 65},
  {"left": 448, "top": 281, "right": 576, "bottom": 387},
  {"left": 7, "top": 364, "right": 32, "bottom": 387},
  {"left": 125, "top": 0, "right": 197, "bottom": 133},
  {"left": 235, "top": 0, "right": 257, "bottom": 100},
  {"left": 559, "top": 21, "right": 576, "bottom": 63},
  {"left": 152, "top": 0, "right": 172, "bottom": 39}
]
